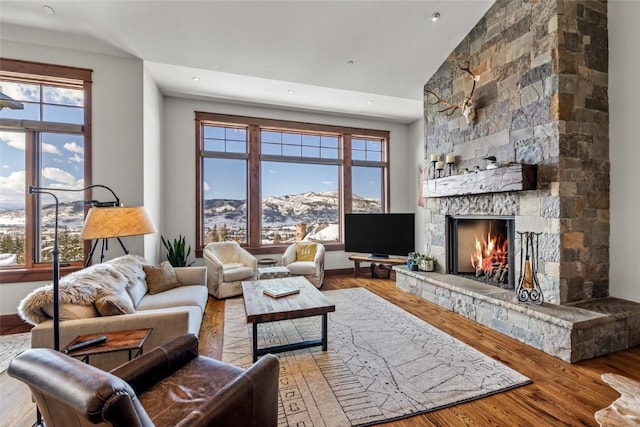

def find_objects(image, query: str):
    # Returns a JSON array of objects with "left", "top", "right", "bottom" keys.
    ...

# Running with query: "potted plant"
[
  {"left": 417, "top": 254, "right": 435, "bottom": 272},
  {"left": 161, "top": 234, "right": 195, "bottom": 267}
]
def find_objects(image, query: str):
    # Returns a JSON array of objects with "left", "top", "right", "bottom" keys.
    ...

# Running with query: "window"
[
  {"left": 351, "top": 137, "right": 386, "bottom": 213},
  {"left": 196, "top": 112, "right": 389, "bottom": 255},
  {"left": 201, "top": 125, "right": 248, "bottom": 244},
  {"left": 0, "top": 59, "right": 92, "bottom": 281}
]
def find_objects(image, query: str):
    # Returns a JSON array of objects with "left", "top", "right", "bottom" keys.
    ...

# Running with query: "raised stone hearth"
[{"left": 395, "top": 267, "right": 640, "bottom": 363}]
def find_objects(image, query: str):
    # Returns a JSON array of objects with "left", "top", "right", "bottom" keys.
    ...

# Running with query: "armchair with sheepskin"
[
  {"left": 281, "top": 242, "right": 325, "bottom": 287},
  {"left": 203, "top": 241, "right": 258, "bottom": 298}
]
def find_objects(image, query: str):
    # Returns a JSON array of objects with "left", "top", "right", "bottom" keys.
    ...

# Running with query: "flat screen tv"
[{"left": 344, "top": 213, "right": 415, "bottom": 258}]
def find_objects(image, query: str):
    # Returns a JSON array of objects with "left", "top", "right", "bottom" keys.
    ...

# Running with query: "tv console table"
[{"left": 348, "top": 255, "right": 407, "bottom": 279}]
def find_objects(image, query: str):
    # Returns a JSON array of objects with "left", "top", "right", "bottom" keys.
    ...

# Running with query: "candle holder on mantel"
[
  {"left": 446, "top": 154, "right": 455, "bottom": 176},
  {"left": 516, "top": 231, "right": 544, "bottom": 305},
  {"left": 430, "top": 154, "right": 439, "bottom": 179},
  {"left": 435, "top": 161, "right": 444, "bottom": 178}
]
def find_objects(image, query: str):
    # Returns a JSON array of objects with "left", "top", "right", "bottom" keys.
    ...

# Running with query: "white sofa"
[{"left": 21, "top": 255, "right": 208, "bottom": 370}]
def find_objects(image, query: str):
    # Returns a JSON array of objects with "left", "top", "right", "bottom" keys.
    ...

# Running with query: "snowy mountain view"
[{"left": 0, "top": 190, "right": 381, "bottom": 248}]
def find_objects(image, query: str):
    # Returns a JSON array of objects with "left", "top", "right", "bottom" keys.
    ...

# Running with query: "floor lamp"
[{"left": 28, "top": 184, "right": 156, "bottom": 426}]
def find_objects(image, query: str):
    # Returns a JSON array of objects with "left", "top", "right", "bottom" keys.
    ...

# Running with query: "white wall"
[
  {"left": 0, "top": 28, "right": 147, "bottom": 314},
  {"left": 162, "top": 97, "right": 414, "bottom": 270},
  {"left": 609, "top": 0, "right": 640, "bottom": 302},
  {"left": 142, "top": 65, "right": 164, "bottom": 264},
  {"left": 408, "top": 118, "right": 427, "bottom": 255}
]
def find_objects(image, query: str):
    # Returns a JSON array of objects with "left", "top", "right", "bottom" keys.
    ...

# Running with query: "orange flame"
[{"left": 470, "top": 230, "right": 508, "bottom": 273}]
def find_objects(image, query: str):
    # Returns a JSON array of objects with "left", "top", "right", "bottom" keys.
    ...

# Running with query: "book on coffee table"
[{"left": 262, "top": 284, "right": 300, "bottom": 298}]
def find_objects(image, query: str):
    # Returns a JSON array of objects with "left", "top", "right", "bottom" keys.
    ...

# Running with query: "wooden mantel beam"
[{"left": 425, "top": 163, "right": 537, "bottom": 198}]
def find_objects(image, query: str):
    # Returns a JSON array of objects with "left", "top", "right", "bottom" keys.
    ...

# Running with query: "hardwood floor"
[{"left": 2, "top": 273, "right": 639, "bottom": 426}]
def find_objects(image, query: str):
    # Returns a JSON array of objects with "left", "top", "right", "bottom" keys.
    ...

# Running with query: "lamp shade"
[{"left": 80, "top": 206, "right": 157, "bottom": 240}]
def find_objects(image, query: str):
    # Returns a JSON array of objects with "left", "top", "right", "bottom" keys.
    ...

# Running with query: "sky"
[
  {"left": 202, "top": 159, "right": 381, "bottom": 201},
  {"left": 0, "top": 81, "right": 85, "bottom": 208}
]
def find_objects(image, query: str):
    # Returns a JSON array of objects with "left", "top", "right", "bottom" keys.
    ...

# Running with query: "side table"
[
  {"left": 63, "top": 328, "right": 153, "bottom": 363},
  {"left": 258, "top": 257, "right": 278, "bottom": 267},
  {"left": 258, "top": 266, "right": 291, "bottom": 280}
]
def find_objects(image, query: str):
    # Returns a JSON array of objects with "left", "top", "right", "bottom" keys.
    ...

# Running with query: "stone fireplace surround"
[{"left": 406, "top": 0, "right": 640, "bottom": 362}]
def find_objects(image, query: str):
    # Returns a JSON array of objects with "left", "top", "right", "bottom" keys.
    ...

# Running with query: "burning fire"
[{"left": 471, "top": 230, "right": 508, "bottom": 276}]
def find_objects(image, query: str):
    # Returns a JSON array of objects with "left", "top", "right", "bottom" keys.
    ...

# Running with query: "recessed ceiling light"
[
  {"left": 192, "top": 76, "right": 200, "bottom": 82},
  {"left": 287, "top": 89, "right": 295, "bottom": 94},
  {"left": 429, "top": 12, "right": 440, "bottom": 23},
  {"left": 367, "top": 100, "right": 374, "bottom": 105},
  {"left": 43, "top": 5, "right": 55, "bottom": 15}
]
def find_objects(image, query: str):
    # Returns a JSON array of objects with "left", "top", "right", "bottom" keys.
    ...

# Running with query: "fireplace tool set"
[{"left": 516, "top": 231, "right": 544, "bottom": 305}]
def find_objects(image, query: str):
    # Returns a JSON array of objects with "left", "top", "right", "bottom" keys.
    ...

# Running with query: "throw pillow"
[
  {"left": 95, "top": 291, "right": 136, "bottom": 316},
  {"left": 143, "top": 261, "right": 180, "bottom": 295},
  {"left": 126, "top": 278, "right": 148, "bottom": 307},
  {"left": 296, "top": 243, "right": 317, "bottom": 261}
]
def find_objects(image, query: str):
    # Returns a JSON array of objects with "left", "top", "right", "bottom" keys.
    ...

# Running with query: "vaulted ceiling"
[{"left": 0, "top": 1, "right": 493, "bottom": 123}]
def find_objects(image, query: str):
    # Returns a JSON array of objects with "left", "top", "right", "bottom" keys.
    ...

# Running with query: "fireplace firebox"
[{"left": 447, "top": 215, "right": 515, "bottom": 289}]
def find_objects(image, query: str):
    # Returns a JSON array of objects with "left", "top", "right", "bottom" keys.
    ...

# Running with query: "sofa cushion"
[
  {"left": 136, "top": 285, "right": 208, "bottom": 313},
  {"left": 41, "top": 303, "right": 99, "bottom": 321},
  {"left": 223, "top": 262, "right": 245, "bottom": 270},
  {"left": 134, "top": 306, "right": 203, "bottom": 336},
  {"left": 95, "top": 291, "right": 136, "bottom": 316},
  {"left": 286, "top": 261, "right": 316, "bottom": 276},
  {"left": 144, "top": 262, "right": 180, "bottom": 295},
  {"left": 223, "top": 266, "right": 255, "bottom": 282}
]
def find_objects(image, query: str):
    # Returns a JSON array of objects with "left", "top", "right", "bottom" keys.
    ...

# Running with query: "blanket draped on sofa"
[{"left": 18, "top": 255, "right": 146, "bottom": 325}]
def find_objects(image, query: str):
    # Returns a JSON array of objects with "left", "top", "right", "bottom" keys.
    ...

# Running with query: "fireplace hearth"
[{"left": 447, "top": 215, "right": 515, "bottom": 290}]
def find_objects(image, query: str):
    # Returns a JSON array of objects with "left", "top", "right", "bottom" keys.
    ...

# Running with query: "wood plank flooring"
[{"left": 2, "top": 273, "right": 639, "bottom": 426}]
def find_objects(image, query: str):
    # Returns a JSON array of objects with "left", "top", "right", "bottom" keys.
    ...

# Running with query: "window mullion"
[
  {"left": 24, "top": 131, "right": 36, "bottom": 268},
  {"left": 247, "top": 124, "right": 260, "bottom": 248},
  {"left": 260, "top": 154, "right": 341, "bottom": 165},
  {"left": 343, "top": 134, "right": 353, "bottom": 216}
]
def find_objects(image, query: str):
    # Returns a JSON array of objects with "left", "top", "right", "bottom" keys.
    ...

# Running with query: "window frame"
[
  {"left": 0, "top": 58, "right": 92, "bottom": 283},
  {"left": 195, "top": 112, "right": 390, "bottom": 257}
]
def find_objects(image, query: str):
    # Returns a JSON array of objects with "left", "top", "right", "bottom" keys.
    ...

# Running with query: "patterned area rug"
[
  {"left": 223, "top": 287, "right": 531, "bottom": 427},
  {"left": 0, "top": 333, "right": 30, "bottom": 374}
]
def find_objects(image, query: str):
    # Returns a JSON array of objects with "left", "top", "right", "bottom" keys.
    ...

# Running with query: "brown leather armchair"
[{"left": 8, "top": 334, "right": 279, "bottom": 427}]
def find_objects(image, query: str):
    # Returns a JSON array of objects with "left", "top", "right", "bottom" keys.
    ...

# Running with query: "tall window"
[
  {"left": 0, "top": 59, "right": 92, "bottom": 281},
  {"left": 201, "top": 124, "right": 248, "bottom": 244},
  {"left": 196, "top": 112, "right": 389, "bottom": 255},
  {"left": 352, "top": 137, "right": 386, "bottom": 213}
]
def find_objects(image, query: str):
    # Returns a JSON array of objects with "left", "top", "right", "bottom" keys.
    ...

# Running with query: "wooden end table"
[
  {"left": 63, "top": 328, "right": 153, "bottom": 363},
  {"left": 241, "top": 276, "right": 335, "bottom": 362}
]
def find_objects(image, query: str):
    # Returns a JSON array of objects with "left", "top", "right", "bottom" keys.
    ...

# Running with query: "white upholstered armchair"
[
  {"left": 281, "top": 242, "right": 325, "bottom": 288},
  {"left": 203, "top": 241, "right": 258, "bottom": 299}
]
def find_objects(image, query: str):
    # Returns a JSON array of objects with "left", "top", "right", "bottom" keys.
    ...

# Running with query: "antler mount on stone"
[{"left": 426, "top": 64, "right": 480, "bottom": 126}]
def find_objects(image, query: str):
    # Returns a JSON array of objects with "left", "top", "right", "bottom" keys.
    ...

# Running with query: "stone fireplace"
[
  {"left": 422, "top": 0, "right": 610, "bottom": 306},
  {"left": 395, "top": 0, "right": 640, "bottom": 363}
]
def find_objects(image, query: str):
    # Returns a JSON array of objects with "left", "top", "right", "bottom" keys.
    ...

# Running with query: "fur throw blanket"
[{"left": 18, "top": 255, "right": 146, "bottom": 325}]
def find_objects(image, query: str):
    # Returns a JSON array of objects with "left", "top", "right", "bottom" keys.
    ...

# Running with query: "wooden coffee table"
[{"left": 241, "top": 276, "right": 335, "bottom": 361}]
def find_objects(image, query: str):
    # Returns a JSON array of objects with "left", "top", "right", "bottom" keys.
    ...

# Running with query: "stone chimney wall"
[{"left": 423, "top": 0, "right": 609, "bottom": 304}]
